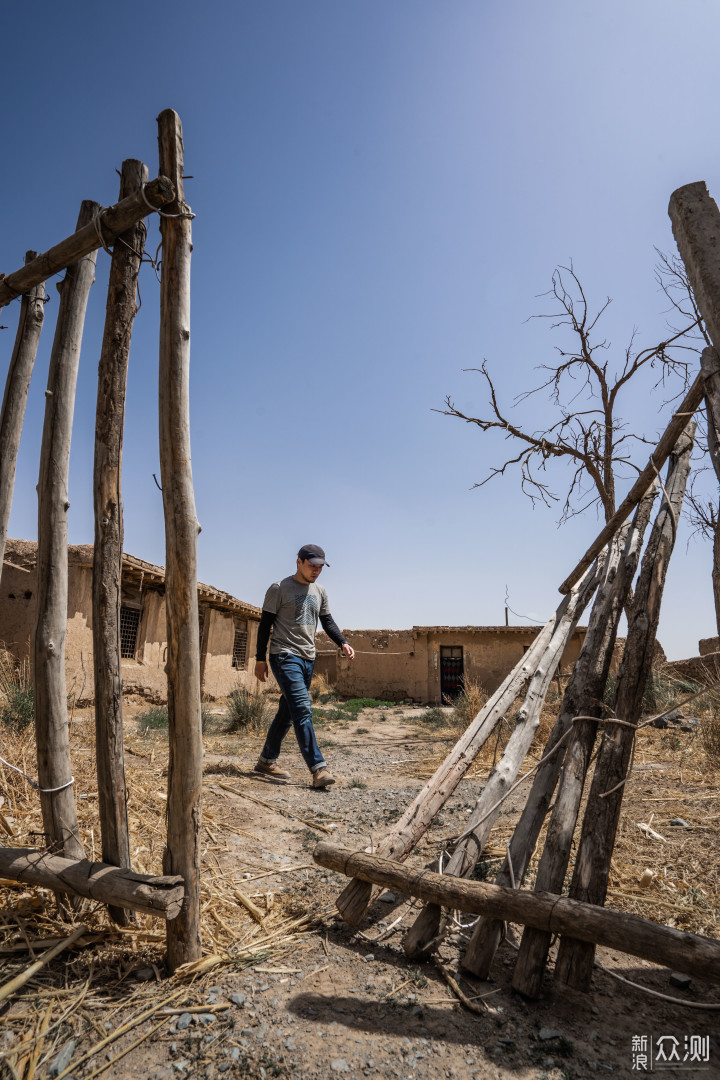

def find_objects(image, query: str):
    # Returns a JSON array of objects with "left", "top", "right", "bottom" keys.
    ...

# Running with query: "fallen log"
[
  {"left": 315, "top": 841, "right": 720, "bottom": 986},
  {"left": 0, "top": 175, "right": 174, "bottom": 309},
  {"left": 0, "top": 847, "right": 184, "bottom": 919}
]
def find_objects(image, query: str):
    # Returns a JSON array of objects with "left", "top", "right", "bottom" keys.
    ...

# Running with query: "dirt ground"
[{"left": 1, "top": 700, "right": 719, "bottom": 1080}]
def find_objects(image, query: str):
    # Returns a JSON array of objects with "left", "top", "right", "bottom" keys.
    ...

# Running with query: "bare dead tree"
[{"left": 437, "top": 263, "right": 700, "bottom": 525}]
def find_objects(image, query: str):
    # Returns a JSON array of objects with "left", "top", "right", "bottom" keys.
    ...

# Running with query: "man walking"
[{"left": 254, "top": 544, "right": 354, "bottom": 788}]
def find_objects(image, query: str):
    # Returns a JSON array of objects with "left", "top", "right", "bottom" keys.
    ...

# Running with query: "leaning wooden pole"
[
  {"left": 93, "top": 160, "right": 148, "bottom": 927},
  {"left": 34, "top": 202, "right": 99, "bottom": 864},
  {"left": 404, "top": 556, "right": 602, "bottom": 958},
  {"left": 157, "top": 109, "right": 203, "bottom": 971},
  {"left": 315, "top": 842, "right": 720, "bottom": 985},
  {"left": 337, "top": 584, "right": 590, "bottom": 926},
  {"left": 0, "top": 254, "right": 46, "bottom": 579},
  {"left": 554, "top": 423, "right": 695, "bottom": 992},
  {"left": 508, "top": 489, "right": 657, "bottom": 996},
  {"left": 0, "top": 176, "right": 174, "bottom": 310}
]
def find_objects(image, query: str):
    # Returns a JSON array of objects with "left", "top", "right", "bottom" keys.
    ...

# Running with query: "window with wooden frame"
[
  {"left": 232, "top": 618, "right": 248, "bottom": 668},
  {"left": 119, "top": 606, "right": 141, "bottom": 659}
]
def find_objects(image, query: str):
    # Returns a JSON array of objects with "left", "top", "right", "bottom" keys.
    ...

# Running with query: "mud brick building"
[
  {"left": 314, "top": 624, "right": 590, "bottom": 704},
  {"left": 0, "top": 539, "right": 261, "bottom": 703}
]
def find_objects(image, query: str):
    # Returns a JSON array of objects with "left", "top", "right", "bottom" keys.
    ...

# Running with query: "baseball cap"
[{"left": 297, "top": 544, "right": 330, "bottom": 566}]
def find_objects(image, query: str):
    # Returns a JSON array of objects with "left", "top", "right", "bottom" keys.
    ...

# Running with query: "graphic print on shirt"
[{"left": 295, "top": 593, "right": 320, "bottom": 625}]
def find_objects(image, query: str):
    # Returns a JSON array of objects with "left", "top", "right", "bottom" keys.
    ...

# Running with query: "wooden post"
[
  {"left": 404, "top": 557, "right": 601, "bottom": 958},
  {"left": 337, "top": 584, "right": 593, "bottom": 926},
  {"left": 0, "top": 254, "right": 46, "bottom": 579},
  {"left": 0, "top": 846, "right": 184, "bottom": 919},
  {"left": 507, "top": 488, "right": 657, "bottom": 995},
  {"left": 93, "top": 160, "right": 148, "bottom": 927},
  {"left": 554, "top": 424, "right": 695, "bottom": 992},
  {"left": 34, "top": 202, "right": 99, "bottom": 864},
  {"left": 315, "top": 842, "right": 720, "bottom": 985},
  {"left": 0, "top": 176, "right": 174, "bottom": 309},
  {"left": 157, "top": 109, "right": 203, "bottom": 971}
]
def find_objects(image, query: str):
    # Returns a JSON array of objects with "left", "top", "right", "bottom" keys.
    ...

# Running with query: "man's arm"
[
  {"left": 254, "top": 609, "right": 277, "bottom": 682},
  {"left": 319, "top": 613, "right": 355, "bottom": 660}
]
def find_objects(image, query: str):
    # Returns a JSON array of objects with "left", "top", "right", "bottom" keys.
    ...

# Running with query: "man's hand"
[
  {"left": 255, "top": 660, "right": 268, "bottom": 682},
  {"left": 341, "top": 643, "right": 355, "bottom": 661}
]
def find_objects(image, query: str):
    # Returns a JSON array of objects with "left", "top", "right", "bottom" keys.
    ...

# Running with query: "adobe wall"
[
  {"left": 315, "top": 626, "right": 587, "bottom": 703},
  {"left": 2, "top": 541, "right": 263, "bottom": 705},
  {"left": 314, "top": 630, "right": 426, "bottom": 701}
]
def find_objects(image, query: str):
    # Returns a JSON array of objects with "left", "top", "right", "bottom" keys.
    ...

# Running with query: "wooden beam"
[
  {"left": 0, "top": 847, "right": 183, "bottom": 919},
  {"left": 0, "top": 253, "right": 46, "bottom": 580},
  {"left": 157, "top": 109, "right": 203, "bottom": 972},
  {"left": 34, "top": 201, "right": 99, "bottom": 866},
  {"left": 93, "top": 160, "right": 148, "bottom": 927},
  {"left": 0, "top": 176, "right": 174, "bottom": 309},
  {"left": 507, "top": 487, "right": 657, "bottom": 995},
  {"left": 314, "top": 842, "right": 720, "bottom": 985},
  {"left": 557, "top": 374, "right": 704, "bottom": 594},
  {"left": 668, "top": 181, "right": 720, "bottom": 352},
  {"left": 554, "top": 423, "right": 695, "bottom": 992}
]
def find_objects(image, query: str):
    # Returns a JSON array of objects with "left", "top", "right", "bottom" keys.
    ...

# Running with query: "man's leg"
[
  {"left": 258, "top": 691, "right": 293, "bottom": 766},
  {"left": 269, "top": 653, "right": 326, "bottom": 773}
]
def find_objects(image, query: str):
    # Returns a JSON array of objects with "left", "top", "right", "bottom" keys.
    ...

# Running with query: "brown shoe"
[
  {"left": 254, "top": 760, "right": 291, "bottom": 780},
  {"left": 312, "top": 768, "right": 335, "bottom": 789}
]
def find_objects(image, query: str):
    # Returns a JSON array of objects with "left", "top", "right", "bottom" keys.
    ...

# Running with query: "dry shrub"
[
  {"left": 309, "top": 671, "right": 337, "bottom": 702},
  {"left": 700, "top": 709, "right": 720, "bottom": 768},
  {"left": 451, "top": 679, "right": 488, "bottom": 728},
  {"left": 0, "top": 647, "right": 34, "bottom": 730}
]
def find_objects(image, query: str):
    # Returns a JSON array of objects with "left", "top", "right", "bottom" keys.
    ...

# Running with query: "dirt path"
[{"left": 2, "top": 705, "right": 719, "bottom": 1080}]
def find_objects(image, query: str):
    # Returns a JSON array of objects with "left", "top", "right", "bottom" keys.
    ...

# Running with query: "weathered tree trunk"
[
  {"left": 554, "top": 423, "right": 695, "bottom": 992},
  {"left": 315, "top": 842, "right": 720, "bottom": 985},
  {"left": 0, "top": 176, "right": 174, "bottom": 309},
  {"left": 404, "top": 558, "right": 601, "bottom": 958},
  {"left": 0, "top": 846, "right": 184, "bottom": 919},
  {"left": 509, "top": 489, "right": 658, "bottom": 996},
  {"left": 558, "top": 375, "right": 703, "bottom": 595},
  {"left": 336, "top": 586, "right": 590, "bottom": 926},
  {"left": 0, "top": 254, "right": 45, "bottom": 578},
  {"left": 34, "top": 201, "right": 99, "bottom": 866},
  {"left": 93, "top": 160, "right": 148, "bottom": 927},
  {"left": 157, "top": 110, "right": 203, "bottom": 972},
  {"left": 700, "top": 348, "right": 720, "bottom": 637}
]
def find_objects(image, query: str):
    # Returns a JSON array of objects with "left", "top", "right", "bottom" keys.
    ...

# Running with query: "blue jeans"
[{"left": 259, "top": 652, "right": 326, "bottom": 772}]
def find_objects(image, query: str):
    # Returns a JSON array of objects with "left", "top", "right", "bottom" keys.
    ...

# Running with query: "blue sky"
[{"left": 1, "top": 1, "right": 718, "bottom": 658}]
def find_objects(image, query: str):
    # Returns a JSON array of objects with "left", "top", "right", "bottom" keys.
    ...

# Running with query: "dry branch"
[
  {"left": 558, "top": 376, "right": 704, "bottom": 593},
  {"left": 0, "top": 176, "right": 174, "bottom": 309}
]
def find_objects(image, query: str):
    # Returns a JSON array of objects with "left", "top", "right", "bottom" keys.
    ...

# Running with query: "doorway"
[{"left": 440, "top": 645, "right": 464, "bottom": 701}]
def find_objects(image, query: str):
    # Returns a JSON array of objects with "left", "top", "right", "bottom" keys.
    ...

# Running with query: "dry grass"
[
  {"left": 700, "top": 708, "right": 720, "bottom": 767},
  {"left": 0, "top": 714, "right": 331, "bottom": 1076}
]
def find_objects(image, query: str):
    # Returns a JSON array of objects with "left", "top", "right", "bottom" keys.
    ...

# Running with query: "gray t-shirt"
[{"left": 263, "top": 576, "right": 330, "bottom": 660}]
